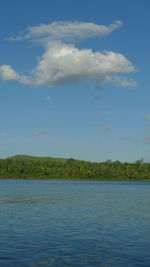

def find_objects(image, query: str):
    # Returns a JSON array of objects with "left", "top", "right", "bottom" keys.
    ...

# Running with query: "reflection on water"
[{"left": 0, "top": 179, "right": 150, "bottom": 266}]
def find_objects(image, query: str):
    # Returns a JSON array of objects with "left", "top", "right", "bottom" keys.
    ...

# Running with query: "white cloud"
[
  {"left": 0, "top": 65, "right": 18, "bottom": 80},
  {"left": 109, "top": 75, "right": 137, "bottom": 87},
  {"left": 0, "top": 65, "right": 30, "bottom": 84},
  {"left": 1, "top": 20, "right": 137, "bottom": 88},
  {"left": 7, "top": 20, "right": 123, "bottom": 43},
  {"left": 33, "top": 42, "right": 136, "bottom": 86}
]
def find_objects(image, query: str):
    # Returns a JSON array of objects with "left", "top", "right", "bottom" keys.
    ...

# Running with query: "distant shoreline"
[
  {"left": 0, "top": 155, "right": 150, "bottom": 181},
  {"left": 0, "top": 177, "right": 150, "bottom": 182}
]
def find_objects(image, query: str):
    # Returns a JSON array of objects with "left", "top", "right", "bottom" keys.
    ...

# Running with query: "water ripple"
[{"left": 0, "top": 180, "right": 150, "bottom": 266}]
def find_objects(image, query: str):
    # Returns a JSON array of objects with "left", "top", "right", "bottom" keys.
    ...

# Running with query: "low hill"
[{"left": 7, "top": 155, "right": 68, "bottom": 163}]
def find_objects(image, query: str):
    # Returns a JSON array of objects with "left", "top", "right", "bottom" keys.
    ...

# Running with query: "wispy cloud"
[
  {"left": 109, "top": 75, "right": 137, "bottom": 87},
  {"left": 104, "top": 125, "right": 112, "bottom": 131},
  {"left": 140, "top": 113, "right": 150, "bottom": 121},
  {"left": 6, "top": 20, "right": 123, "bottom": 43},
  {"left": 96, "top": 85, "right": 103, "bottom": 91},
  {"left": 1, "top": 20, "right": 136, "bottom": 88},
  {"left": 144, "top": 136, "right": 150, "bottom": 144},
  {"left": 120, "top": 137, "right": 141, "bottom": 143},
  {"left": 32, "top": 130, "right": 48, "bottom": 136},
  {"left": 120, "top": 136, "right": 150, "bottom": 144},
  {"left": 46, "top": 95, "right": 51, "bottom": 101},
  {"left": 93, "top": 95, "right": 102, "bottom": 100}
]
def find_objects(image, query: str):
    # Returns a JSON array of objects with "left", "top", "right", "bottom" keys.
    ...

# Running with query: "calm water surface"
[{"left": 0, "top": 179, "right": 150, "bottom": 266}]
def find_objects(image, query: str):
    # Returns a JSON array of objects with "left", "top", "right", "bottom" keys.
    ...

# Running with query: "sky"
[{"left": 0, "top": 0, "right": 150, "bottom": 162}]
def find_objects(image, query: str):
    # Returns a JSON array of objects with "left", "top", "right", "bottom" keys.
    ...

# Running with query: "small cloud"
[
  {"left": 120, "top": 136, "right": 150, "bottom": 144},
  {"left": 0, "top": 65, "right": 30, "bottom": 84},
  {"left": 93, "top": 95, "right": 102, "bottom": 100},
  {"left": 147, "top": 114, "right": 150, "bottom": 120},
  {"left": 96, "top": 85, "right": 103, "bottom": 91},
  {"left": 32, "top": 130, "right": 48, "bottom": 136},
  {"left": 110, "top": 75, "right": 137, "bottom": 88},
  {"left": 141, "top": 113, "right": 150, "bottom": 121},
  {"left": 104, "top": 125, "right": 112, "bottom": 131},
  {"left": 46, "top": 95, "right": 51, "bottom": 101},
  {"left": 120, "top": 137, "right": 141, "bottom": 143},
  {"left": 144, "top": 136, "right": 150, "bottom": 144}
]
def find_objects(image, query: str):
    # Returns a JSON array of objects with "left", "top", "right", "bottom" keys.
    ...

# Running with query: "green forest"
[{"left": 0, "top": 155, "right": 150, "bottom": 180}]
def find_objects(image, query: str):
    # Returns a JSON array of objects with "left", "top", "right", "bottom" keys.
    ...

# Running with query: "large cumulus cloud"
[{"left": 1, "top": 20, "right": 136, "bottom": 87}]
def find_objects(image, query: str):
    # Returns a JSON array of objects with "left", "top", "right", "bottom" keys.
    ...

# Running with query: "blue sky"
[{"left": 0, "top": 0, "right": 150, "bottom": 162}]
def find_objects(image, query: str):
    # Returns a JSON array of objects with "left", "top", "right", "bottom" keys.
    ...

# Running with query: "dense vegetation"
[{"left": 0, "top": 155, "right": 150, "bottom": 180}]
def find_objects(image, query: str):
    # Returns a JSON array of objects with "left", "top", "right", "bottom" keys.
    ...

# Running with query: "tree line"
[{"left": 0, "top": 156, "right": 150, "bottom": 180}]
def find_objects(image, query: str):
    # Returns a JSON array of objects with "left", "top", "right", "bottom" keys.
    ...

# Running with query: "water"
[{"left": 0, "top": 179, "right": 150, "bottom": 267}]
